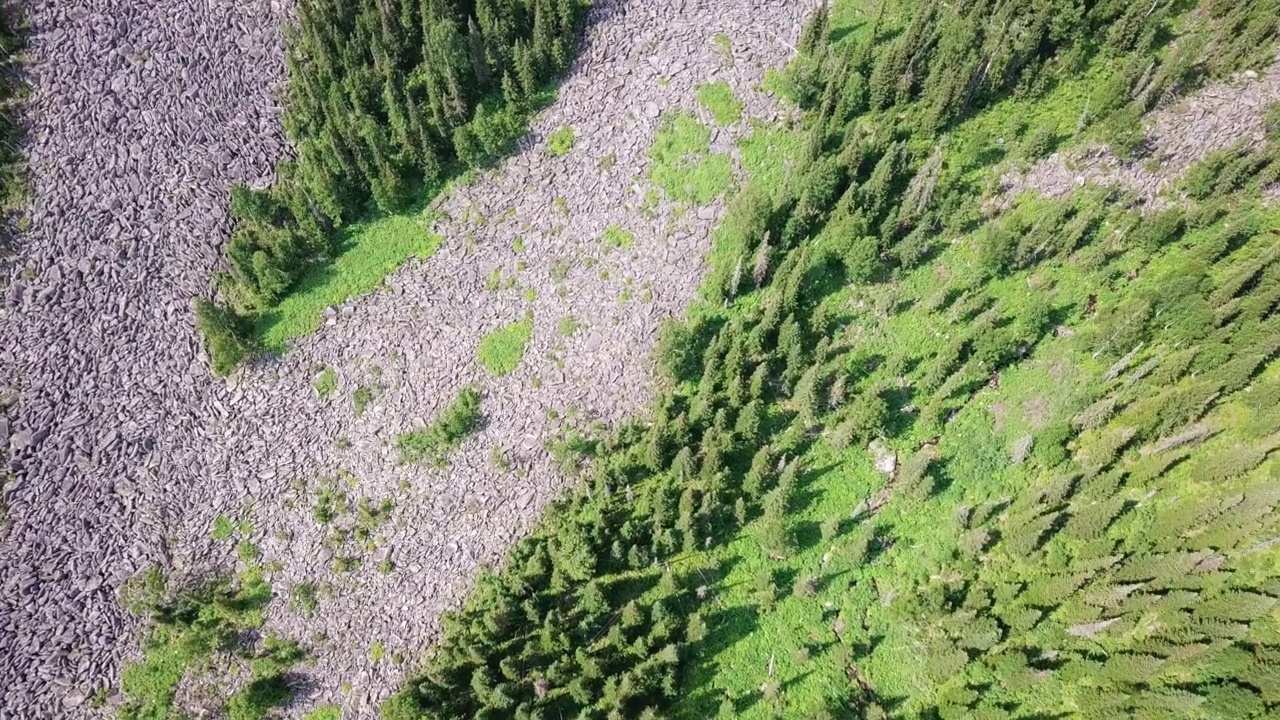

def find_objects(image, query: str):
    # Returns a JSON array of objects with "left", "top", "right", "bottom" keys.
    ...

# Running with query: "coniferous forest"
[
  {"left": 133, "top": 0, "right": 1280, "bottom": 717},
  {"left": 367, "top": 0, "right": 1280, "bottom": 718},
  {"left": 196, "top": 0, "right": 581, "bottom": 370},
  {"left": 0, "top": 3, "right": 25, "bottom": 239}
]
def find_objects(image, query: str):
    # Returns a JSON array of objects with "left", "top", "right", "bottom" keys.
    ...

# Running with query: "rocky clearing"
[
  {"left": 0, "top": 0, "right": 813, "bottom": 716},
  {"left": 1000, "top": 57, "right": 1280, "bottom": 207}
]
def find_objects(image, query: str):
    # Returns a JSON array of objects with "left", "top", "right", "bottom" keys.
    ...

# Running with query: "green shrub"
[
  {"left": 696, "top": 81, "right": 744, "bottom": 125},
  {"left": 314, "top": 367, "right": 337, "bottom": 397},
  {"left": 557, "top": 316, "right": 581, "bottom": 336},
  {"left": 1130, "top": 207, "right": 1185, "bottom": 251},
  {"left": 547, "top": 125, "right": 576, "bottom": 155},
  {"left": 477, "top": 317, "right": 534, "bottom": 376},
  {"left": 655, "top": 318, "right": 702, "bottom": 384},
  {"left": 290, "top": 582, "right": 318, "bottom": 617},
  {"left": 195, "top": 298, "right": 255, "bottom": 376},
  {"left": 211, "top": 514, "right": 235, "bottom": 541},
  {"left": 1181, "top": 144, "right": 1247, "bottom": 199},
  {"left": 601, "top": 225, "right": 634, "bottom": 249},
  {"left": 455, "top": 103, "right": 528, "bottom": 170},
  {"left": 1097, "top": 105, "right": 1147, "bottom": 158},
  {"left": 226, "top": 676, "right": 291, "bottom": 720},
  {"left": 353, "top": 385, "right": 375, "bottom": 416},
  {"left": 1265, "top": 101, "right": 1280, "bottom": 142},
  {"left": 1020, "top": 120, "right": 1061, "bottom": 160},
  {"left": 397, "top": 386, "right": 483, "bottom": 465}
]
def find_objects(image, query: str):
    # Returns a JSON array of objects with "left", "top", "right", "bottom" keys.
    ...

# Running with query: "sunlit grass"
[
  {"left": 255, "top": 213, "right": 441, "bottom": 352},
  {"left": 477, "top": 316, "right": 533, "bottom": 376},
  {"left": 649, "top": 113, "right": 734, "bottom": 205},
  {"left": 697, "top": 82, "right": 744, "bottom": 125}
]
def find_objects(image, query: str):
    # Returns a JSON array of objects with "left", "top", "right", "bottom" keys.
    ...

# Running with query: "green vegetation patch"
[
  {"left": 397, "top": 386, "right": 483, "bottom": 465},
  {"left": 696, "top": 81, "right": 744, "bottom": 125},
  {"left": 477, "top": 317, "right": 533, "bottom": 376},
  {"left": 197, "top": 0, "right": 588, "bottom": 373},
  {"left": 648, "top": 113, "right": 734, "bottom": 205},
  {"left": 255, "top": 214, "right": 441, "bottom": 352},
  {"left": 352, "top": 384, "right": 376, "bottom": 417},
  {"left": 302, "top": 706, "right": 341, "bottom": 720},
  {"left": 557, "top": 315, "right": 581, "bottom": 337},
  {"left": 381, "top": 1, "right": 1280, "bottom": 718},
  {"left": 713, "top": 33, "right": 733, "bottom": 66},
  {"left": 547, "top": 125, "right": 576, "bottom": 156},
  {"left": 195, "top": 298, "right": 255, "bottom": 377},
  {"left": 211, "top": 514, "right": 236, "bottom": 541},
  {"left": 314, "top": 366, "right": 338, "bottom": 397},
  {"left": 0, "top": 12, "right": 27, "bottom": 228},
  {"left": 601, "top": 224, "right": 634, "bottom": 250},
  {"left": 117, "top": 565, "right": 305, "bottom": 719}
]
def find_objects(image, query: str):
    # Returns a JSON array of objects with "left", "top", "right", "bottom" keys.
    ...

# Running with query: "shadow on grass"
[{"left": 676, "top": 602, "right": 764, "bottom": 716}]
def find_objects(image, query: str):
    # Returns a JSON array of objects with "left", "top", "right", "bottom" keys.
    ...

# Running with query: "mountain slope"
[{"left": 378, "top": 1, "right": 1280, "bottom": 718}]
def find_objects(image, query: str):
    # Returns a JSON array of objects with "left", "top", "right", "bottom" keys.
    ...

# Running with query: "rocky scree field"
[
  {"left": 0, "top": 0, "right": 816, "bottom": 717},
  {"left": 5, "top": 0, "right": 1280, "bottom": 718}
]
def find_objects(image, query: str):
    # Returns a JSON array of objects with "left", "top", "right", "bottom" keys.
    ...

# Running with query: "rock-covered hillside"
[
  {"left": 3, "top": 0, "right": 1280, "bottom": 718},
  {"left": 0, "top": 1, "right": 289, "bottom": 714},
  {"left": 0, "top": 0, "right": 815, "bottom": 716}
]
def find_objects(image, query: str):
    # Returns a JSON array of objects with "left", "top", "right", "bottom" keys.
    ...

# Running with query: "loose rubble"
[
  {"left": 0, "top": 0, "right": 289, "bottom": 716},
  {"left": 0, "top": 0, "right": 813, "bottom": 716},
  {"left": 999, "top": 59, "right": 1280, "bottom": 207}
]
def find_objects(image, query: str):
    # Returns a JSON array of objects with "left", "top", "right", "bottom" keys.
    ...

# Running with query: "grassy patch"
[
  {"left": 314, "top": 367, "right": 337, "bottom": 397},
  {"left": 290, "top": 581, "right": 318, "bottom": 617},
  {"left": 547, "top": 125, "right": 575, "bottom": 156},
  {"left": 396, "top": 386, "right": 482, "bottom": 465},
  {"left": 477, "top": 317, "right": 533, "bottom": 376},
  {"left": 303, "top": 705, "right": 342, "bottom": 720},
  {"left": 697, "top": 81, "right": 744, "bottom": 125},
  {"left": 601, "top": 224, "right": 634, "bottom": 250},
  {"left": 117, "top": 566, "right": 305, "bottom": 719},
  {"left": 255, "top": 214, "right": 441, "bottom": 352},
  {"left": 737, "top": 120, "right": 806, "bottom": 200},
  {"left": 714, "top": 33, "right": 734, "bottom": 66},
  {"left": 649, "top": 112, "right": 734, "bottom": 205},
  {"left": 211, "top": 514, "right": 235, "bottom": 541},
  {"left": 352, "top": 385, "right": 376, "bottom": 417},
  {"left": 557, "top": 316, "right": 582, "bottom": 337}
]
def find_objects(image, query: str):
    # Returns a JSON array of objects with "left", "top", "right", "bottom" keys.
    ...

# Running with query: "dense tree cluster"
[
  {"left": 0, "top": 5, "right": 26, "bottom": 242},
  {"left": 200, "top": 0, "right": 583, "bottom": 369}
]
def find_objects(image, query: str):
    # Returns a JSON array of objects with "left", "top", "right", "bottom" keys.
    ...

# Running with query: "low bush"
[
  {"left": 477, "top": 317, "right": 533, "bottom": 376},
  {"left": 1265, "top": 101, "right": 1280, "bottom": 142},
  {"left": 696, "top": 81, "right": 744, "bottom": 125},
  {"left": 397, "top": 386, "right": 482, "bottom": 465},
  {"left": 314, "top": 367, "right": 337, "bottom": 397},
  {"left": 547, "top": 125, "right": 576, "bottom": 155},
  {"left": 195, "top": 299, "right": 255, "bottom": 377}
]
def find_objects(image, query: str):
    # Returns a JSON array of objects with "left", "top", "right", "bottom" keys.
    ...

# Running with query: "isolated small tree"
[
  {"left": 195, "top": 299, "right": 254, "bottom": 376},
  {"left": 686, "top": 612, "right": 708, "bottom": 644}
]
